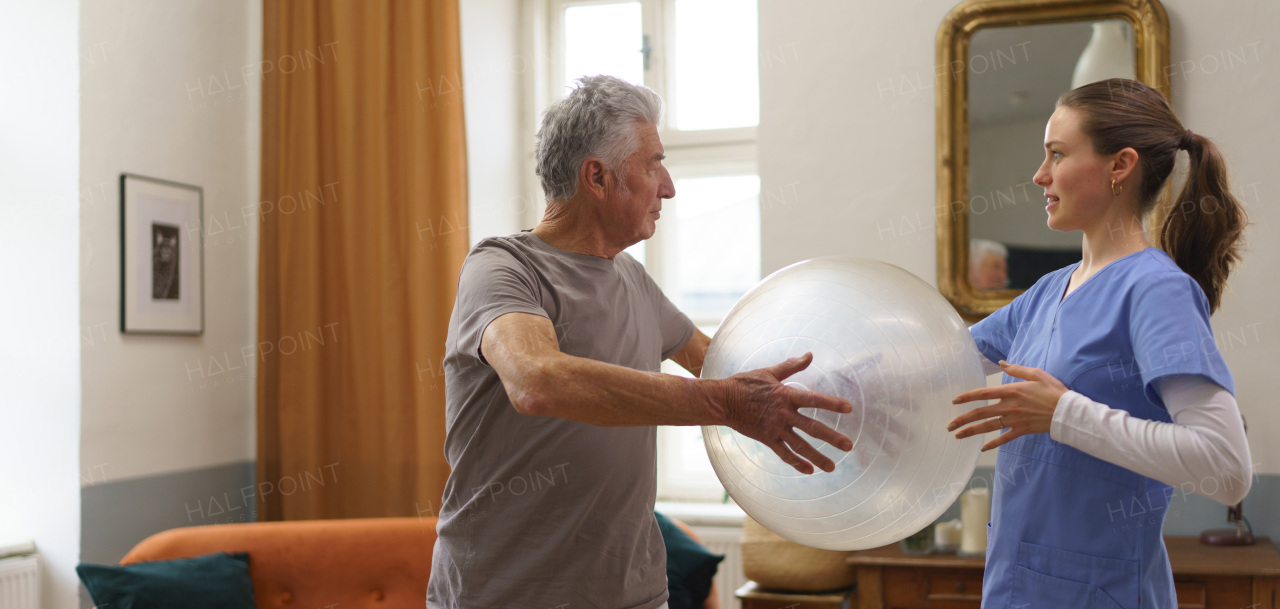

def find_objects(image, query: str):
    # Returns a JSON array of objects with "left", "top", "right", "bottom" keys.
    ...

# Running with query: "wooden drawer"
[
  {"left": 1174, "top": 580, "right": 1206, "bottom": 609},
  {"left": 1173, "top": 575, "right": 1252, "bottom": 609},
  {"left": 882, "top": 567, "right": 983, "bottom": 609}
]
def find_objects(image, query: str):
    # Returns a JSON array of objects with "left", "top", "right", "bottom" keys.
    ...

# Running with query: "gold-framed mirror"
[{"left": 936, "top": 0, "right": 1169, "bottom": 319}]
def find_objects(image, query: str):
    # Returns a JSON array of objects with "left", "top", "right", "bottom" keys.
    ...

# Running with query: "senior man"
[
  {"left": 426, "top": 75, "right": 852, "bottom": 609},
  {"left": 969, "top": 238, "right": 1009, "bottom": 290}
]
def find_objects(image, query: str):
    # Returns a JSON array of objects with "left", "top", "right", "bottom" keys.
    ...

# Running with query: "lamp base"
[{"left": 1199, "top": 527, "right": 1255, "bottom": 546}]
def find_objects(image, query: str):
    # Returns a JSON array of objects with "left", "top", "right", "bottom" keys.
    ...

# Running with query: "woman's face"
[{"left": 1032, "top": 106, "right": 1115, "bottom": 233}]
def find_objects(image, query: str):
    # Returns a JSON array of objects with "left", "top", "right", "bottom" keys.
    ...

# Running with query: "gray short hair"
[
  {"left": 969, "top": 238, "right": 1008, "bottom": 268},
  {"left": 534, "top": 75, "right": 664, "bottom": 201}
]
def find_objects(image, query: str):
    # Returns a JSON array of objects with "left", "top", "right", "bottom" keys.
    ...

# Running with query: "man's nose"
[{"left": 658, "top": 168, "right": 675, "bottom": 199}]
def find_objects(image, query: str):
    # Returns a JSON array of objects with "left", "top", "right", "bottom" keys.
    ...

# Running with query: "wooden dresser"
[{"left": 842, "top": 536, "right": 1280, "bottom": 609}]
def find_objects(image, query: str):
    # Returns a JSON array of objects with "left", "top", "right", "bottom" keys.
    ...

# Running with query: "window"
[{"left": 538, "top": 0, "right": 760, "bottom": 502}]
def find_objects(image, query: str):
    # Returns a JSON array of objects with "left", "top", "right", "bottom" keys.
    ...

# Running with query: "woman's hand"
[{"left": 946, "top": 360, "right": 1068, "bottom": 451}]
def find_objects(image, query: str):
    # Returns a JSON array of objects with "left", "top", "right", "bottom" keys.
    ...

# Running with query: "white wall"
[
  {"left": 758, "top": 0, "right": 1280, "bottom": 473},
  {"left": 461, "top": 0, "right": 529, "bottom": 243},
  {"left": 79, "top": 0, "right": 261, "bottom": 483},
  {"left": 0, "top": 1, "right": 83, "bottom": 606},
  {"left": 758, "top": 0, "right": 964, "bottom": 280}
]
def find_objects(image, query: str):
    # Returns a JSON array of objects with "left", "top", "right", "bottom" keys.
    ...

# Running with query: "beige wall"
[
  {"left": 461, "top": 0, "right": 530, "bottom": 244},
  {"left": 79, "top": 0, "right": 261, "bottom": 483},
  {"left": 757, "top": 0, "right": 1279, "bottom": 473}
]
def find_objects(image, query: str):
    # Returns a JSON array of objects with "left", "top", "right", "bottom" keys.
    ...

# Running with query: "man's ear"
[
  {"left": 579, "top": 157, "right": 609, "bottom": 200},
  {"left": 1111, "top": 147, "right": 1140, "bottom": 185}
]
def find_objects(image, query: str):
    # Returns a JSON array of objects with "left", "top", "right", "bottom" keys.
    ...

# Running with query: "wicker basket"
[{"left": 740, "top": 516, "right": 857, "bottom": 592}]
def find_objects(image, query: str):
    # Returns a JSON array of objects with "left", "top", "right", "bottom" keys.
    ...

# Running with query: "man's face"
[
  {"left": 971, "top": 252, "right": 1008, "bottom": 289},
  {"left": 602, "top": 122, "right": 675, "bottom": 248}
]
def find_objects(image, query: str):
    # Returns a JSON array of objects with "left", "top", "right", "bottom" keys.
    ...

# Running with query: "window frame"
[
  {"left": 526, "top": 0, "right": 760, "bottom": 503},
  {"left": 655, "top": 164, "right": 759, "bottom": 322},
  {"left": 544, "top": 0, "right": 758, "bottom": 146}
]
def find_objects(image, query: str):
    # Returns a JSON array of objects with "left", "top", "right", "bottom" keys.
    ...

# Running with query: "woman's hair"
[{"left": 1057, "top": 78, "right": 1246, "bottom": 312}]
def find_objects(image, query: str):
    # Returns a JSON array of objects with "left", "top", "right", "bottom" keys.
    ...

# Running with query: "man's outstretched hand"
[{"left": 714, "top": 353, "right": 854, "bottom": 474}]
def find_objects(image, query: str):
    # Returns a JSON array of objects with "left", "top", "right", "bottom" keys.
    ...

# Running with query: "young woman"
[{"left": 947, "top": 78, "right": 1252, "bottom": 608}]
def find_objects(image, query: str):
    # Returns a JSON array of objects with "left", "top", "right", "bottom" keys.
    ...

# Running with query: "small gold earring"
[{"left": 1111, "top": 180, "right": 1123, "bottom": 196}]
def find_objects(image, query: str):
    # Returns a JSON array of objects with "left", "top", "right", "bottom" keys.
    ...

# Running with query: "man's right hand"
[{"left": 712, "top": 353, "right": 854, "bottom": 474}]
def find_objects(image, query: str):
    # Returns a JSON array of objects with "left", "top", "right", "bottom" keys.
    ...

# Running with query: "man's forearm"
[
  {"left": 508, "top": 351, "right": 731, "bottom": 427},
  {"left": 483, "top": 311, "right": 850, "bottom": 473}
]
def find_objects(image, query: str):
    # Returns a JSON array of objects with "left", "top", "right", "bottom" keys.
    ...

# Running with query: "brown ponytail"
[
  {"left": 1058, "top": 78, "right": 1246, "bottom": 312},
  {"left": 1160, "top": 134, "right": 1246, "bottom": 313}
]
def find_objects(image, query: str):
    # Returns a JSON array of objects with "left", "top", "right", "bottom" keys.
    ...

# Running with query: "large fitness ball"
[{"left": 702, "top": 257, "right": 985, "bottom": 550}]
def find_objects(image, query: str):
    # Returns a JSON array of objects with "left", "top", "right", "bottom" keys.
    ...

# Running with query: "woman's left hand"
[{"left": 947, "top": 360, "right": 1069, "bottom": 451}]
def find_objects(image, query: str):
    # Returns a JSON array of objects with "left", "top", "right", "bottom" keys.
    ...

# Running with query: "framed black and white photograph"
[{"left": 120, "top": 173, "right": 204, "bottom": 334}]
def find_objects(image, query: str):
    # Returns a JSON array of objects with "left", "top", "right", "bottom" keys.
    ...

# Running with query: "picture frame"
[{"left": 120, "top": 173, "right": 204, "bottom": 334}]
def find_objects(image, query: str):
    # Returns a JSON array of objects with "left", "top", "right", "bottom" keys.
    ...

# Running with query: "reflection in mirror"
[
  {"left": 969, "top": 239, "right": 1008, "bottom": 289},
  {"left": 967, "top": 20, "right": 1134, "bottom": 290}
]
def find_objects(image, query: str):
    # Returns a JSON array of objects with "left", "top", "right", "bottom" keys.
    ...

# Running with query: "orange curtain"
[{"left": 257, "top": 0, "right": 468, "bottom": 521}]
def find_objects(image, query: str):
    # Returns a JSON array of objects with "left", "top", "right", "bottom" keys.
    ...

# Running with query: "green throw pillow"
[
  {"left": 655, "top": 511, "right": 725, "bottom": 609},
  {"left": 77, "top": 551, "right": 257, "bottom": 609}
]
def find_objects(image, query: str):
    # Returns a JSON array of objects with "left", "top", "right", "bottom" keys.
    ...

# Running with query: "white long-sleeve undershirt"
[
  {"left": 1050, "top": 376, "right": 1252, "bottom": 505},
  {"left": 981, "top": 359, "right": 1252, "bottom": 505}
]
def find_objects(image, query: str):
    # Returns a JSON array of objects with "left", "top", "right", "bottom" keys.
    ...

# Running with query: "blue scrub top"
[{"left": 970, "top": 248, "right": 1233, "bottom": 609}]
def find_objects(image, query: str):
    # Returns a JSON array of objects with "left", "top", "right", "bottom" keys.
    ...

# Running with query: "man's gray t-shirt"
[{"left": 427, "top": 232, "right": 696, "bottom": 609}]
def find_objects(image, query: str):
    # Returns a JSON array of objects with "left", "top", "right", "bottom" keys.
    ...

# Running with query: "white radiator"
[
  {"left": 0, "top": 554, "right": 40, "bottom": 609},
  {"left": 688, "top": 524, "right": 746, "bottom": 609}
]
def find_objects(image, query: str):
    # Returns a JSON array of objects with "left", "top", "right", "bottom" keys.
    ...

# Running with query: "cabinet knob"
[{"left": 955, "top": 581, "right": 965, "bottom": 592}]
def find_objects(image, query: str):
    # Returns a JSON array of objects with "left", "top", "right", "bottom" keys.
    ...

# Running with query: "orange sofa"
[
  {"left": 122, "top": 516, "right": 719, "bottom": 609},
  {"left": 122, "top": 517, "right": 437, "bottom": 609}
]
